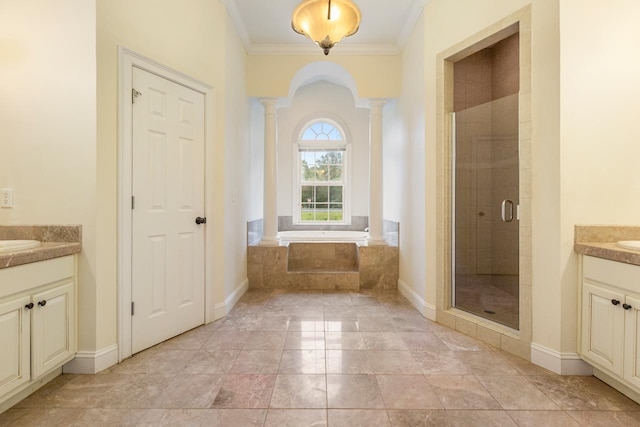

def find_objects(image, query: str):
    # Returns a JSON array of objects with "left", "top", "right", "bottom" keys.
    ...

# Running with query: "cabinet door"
[
  {"left": 624, "top": 294, "right": 640, "bottom": 389},
  {"left": 581, "top": 282, "right": 625, "bottom": 376},
  {"left": 31, "top": 281, "right": 75, "bottom": 379},
  {"left": 0, "top": 295, "right": 31, "bottom": 398}
]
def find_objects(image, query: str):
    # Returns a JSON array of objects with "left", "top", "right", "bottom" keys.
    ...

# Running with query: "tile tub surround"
[
  {"left": 2, "top": 288, "right": 639, "bottom": 425},
  {"left": 248, "top": 243, "right": 399, "bottom": 291},
  {"left": 0, "top": 225, "right": 81, "bottom": 268},
  {"left": 574, "top": 225, "right": 640, "bottom": 266}
]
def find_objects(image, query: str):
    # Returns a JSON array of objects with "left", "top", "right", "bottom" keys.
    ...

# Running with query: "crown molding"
[
  {"left": 221, "top": 0, "right": 430, "bottom": 56},
  {"left": 219, "top": 0, "right": 252, "bottom": 54},
  {"left": 396, "top": 0, "right": 431, "bottom": 50}
]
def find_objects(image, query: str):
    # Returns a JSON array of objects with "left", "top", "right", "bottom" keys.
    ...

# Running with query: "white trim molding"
[
  {"left": 399, "top": 279, "right": 436, "bottom": 321},
  {"left": 530, "top": 343, "right": 594, "bottom": 375},
  {"left": 213, "top": 279, "right": 249, "bottom": 320},
  {"left": 63, "top": 344, "right": 119, "bottom": 374}
]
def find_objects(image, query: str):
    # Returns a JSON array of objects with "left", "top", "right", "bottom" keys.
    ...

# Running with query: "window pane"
[
  {"left": 301, "top": 186, "right": 313, "bottom": 205},
  {"left": 328, "top": 165, "right": 342, "bottom": 181},
  {"left": 316, "top": 186, "right": 328, "bottom": 202},
  {"left": 315, "top": 166, "right": 328, "bottom": 181},
  {"left": 329, "top": 186, "right": 342, "bottom": 203}
]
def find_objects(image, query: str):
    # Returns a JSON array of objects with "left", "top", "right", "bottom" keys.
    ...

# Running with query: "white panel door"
[
  {"left": 31, "top": 282, "right": 75, "bottom": 379},
  {"left": 132, "top": 67, "right": 205, "bottom": 354},
  {"left": 0, "top": 295, "right": 30, "bottom": 397},
  {"left": 581, "top": 282, "right": 625, "bottom": 376}
]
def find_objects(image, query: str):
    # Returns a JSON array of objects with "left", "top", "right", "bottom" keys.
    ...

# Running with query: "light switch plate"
[{"left": 0, "top": 188, "right": 13, "bottom": 208}]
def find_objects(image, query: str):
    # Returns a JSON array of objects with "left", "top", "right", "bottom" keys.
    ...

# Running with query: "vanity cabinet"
[
  {"left": 0, "top": 256, "right": 76, "bottom": 408},
  {"left": 580, "top": 255, "right": 640, "bottom": 393}
]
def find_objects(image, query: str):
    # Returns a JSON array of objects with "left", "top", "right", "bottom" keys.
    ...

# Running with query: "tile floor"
[{"left": 2, "top": 289, "right": 640, "bottom": 426}]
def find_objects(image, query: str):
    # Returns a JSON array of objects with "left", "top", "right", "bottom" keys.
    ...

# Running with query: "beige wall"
[
  {"left": 410, "top": 0, "right": 563, "bottom": 353},
  {"left": 0, "top": 1, "right": 98, "bottom": 348},
  {"left": 558, "top": 0, "right": 640, "bottom": 352},
  {"left": 223, "top": 11, "right": 252, "bottom": 299},
  {"left": 96, "top": 0, "right": 239, "bottom": 352},
  {"left": 394, "top": 10, "right": 428, "bottom": 302},
  {"left": 246, "top": 55, "right": 401, "bottom": 98}
]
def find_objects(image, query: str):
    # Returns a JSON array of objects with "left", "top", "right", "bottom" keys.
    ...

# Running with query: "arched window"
[{"left": 294, "top": 119, "right": 350, "bottom": 224}]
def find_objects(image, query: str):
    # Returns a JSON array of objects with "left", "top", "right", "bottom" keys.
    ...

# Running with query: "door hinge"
[
  {"left": 131, "top": 195, "right": 135, "bottom": 210},
  {"left": 132, "top": 88, "right": 142, "bottom": 104},
  {"left": 131, "top": 302, "right": 135, "bottom": 316}
]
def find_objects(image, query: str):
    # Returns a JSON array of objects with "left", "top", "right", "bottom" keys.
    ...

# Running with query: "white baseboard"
[
  {"left": 398, "top": 279, "right": 436, "bottom": 321},
  {"left": 530, "top": 343, "right": 593, "bottom": 375},
  {"left": 63, "top": 344, "right": 119, "bottom": 374},
  {"left": 213, "top": 278, "right": 249, "bottom": 320}
]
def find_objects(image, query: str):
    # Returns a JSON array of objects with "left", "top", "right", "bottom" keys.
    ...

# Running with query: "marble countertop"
[
  {"left": 0, "top": 225, "right": 82, "bottom": 269},
  {"left": 0, "top": 242, "right": 81, "bottom": 269},
  {"left": 574, "top": 225, "right": 640, "bottom": 267}
]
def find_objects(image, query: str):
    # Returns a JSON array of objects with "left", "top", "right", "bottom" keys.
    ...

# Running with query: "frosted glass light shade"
[{"left": 291, "top": 0, "right": 361, "bottom": 55}]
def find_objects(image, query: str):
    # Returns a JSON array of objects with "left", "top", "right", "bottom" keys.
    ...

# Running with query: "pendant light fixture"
[{"left": 291, "top": 0, "right": 361, "bottom": 55}]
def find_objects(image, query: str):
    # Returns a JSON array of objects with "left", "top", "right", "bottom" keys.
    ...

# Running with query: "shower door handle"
[{"left": 501, "top": 199, "right": 514, "bottom": 222}]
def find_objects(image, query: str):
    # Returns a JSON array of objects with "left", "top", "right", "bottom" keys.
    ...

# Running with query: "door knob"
[{"left": 195, "top": 216, "right": 207, "bottom": 225}]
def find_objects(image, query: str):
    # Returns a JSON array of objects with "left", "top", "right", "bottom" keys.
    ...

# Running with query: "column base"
[
  {"left": 259, "top": 236, "right": 281, "bottom": 246},
  {"left": 366, "top": 236, "right": 387, "bottom": 246}
]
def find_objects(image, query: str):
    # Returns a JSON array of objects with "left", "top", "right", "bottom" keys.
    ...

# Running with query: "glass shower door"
[{"left": 452, "top": 94, "right": 519, "bottom": 329}]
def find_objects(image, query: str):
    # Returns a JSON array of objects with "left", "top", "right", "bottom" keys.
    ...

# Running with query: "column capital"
[
  {"left": 259, "top": 97, "right": 279, "bottom": 108},
  {"left": 368, "top": 98, "right": 388, "bottom": 112}
]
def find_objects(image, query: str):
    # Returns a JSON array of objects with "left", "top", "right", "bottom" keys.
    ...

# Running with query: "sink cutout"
[
  {"left": 617, "top": 241, "right": 640, "bottom": 251},
  {"left": 0, "top": 240, "right": 41, "bottom": 253}
]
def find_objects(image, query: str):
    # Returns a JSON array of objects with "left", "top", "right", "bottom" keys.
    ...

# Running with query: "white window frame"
[{"left": 292, "top": 118, "right": 352, "bottom": 225}]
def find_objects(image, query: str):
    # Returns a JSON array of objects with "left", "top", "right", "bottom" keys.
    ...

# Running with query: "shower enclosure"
[{"left": 452, "top": 94, "right": 519, "bottom": 329}]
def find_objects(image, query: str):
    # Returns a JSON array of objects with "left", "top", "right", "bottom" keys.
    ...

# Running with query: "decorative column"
[
  {"left": 260, "top": 98, "right": 280, "bottom": 246},
  {"left": 367, "top": 99, "right": 387, "bottom": 246}
]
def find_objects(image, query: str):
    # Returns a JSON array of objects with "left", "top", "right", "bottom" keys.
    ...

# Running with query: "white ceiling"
[{"left": 221, "top": 0, "right": 429, "bottom": 55}]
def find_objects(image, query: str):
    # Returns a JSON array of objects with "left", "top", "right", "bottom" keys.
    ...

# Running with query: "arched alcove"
[{"left": 280, "top": 61, "right": 369, "bottom": 109}]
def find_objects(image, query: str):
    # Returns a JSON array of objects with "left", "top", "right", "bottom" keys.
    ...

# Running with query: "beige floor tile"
[
  {"left": 325, "top": 331, "right": 366, "bottom": 350},
  {"left": 476, "top": 375, "right": 559, "bottom": 410},
  {"left": 507, "top": 410, "right": 581, "bottom": 427},
  {"left": 326, "top": 349, "right": 372, "bottom": 374},
  {"left": 265, "top": 409, "right": 327, "bottom": 426},
  {"left": 279, "top": 349, "right": 326, "bottom": 374},
  {"left": 184, "top": 349, "right": 240, "bottom": 374},
  {"left": 269, "top": 375, "right": 327, "bottom": 409},
  {"left": 328, "top": 409, "right": 391, "bottom": 426},
  {"left": 376, "top": 375, "right": 442, "bottom": 409},
  {"left": 5, "top": 289, "right": 640, "bottom": 426},
  {"left": 387, "top": 409, "right": 448, "bottom": 426},
  {"left": 425, "top": 375, "right": 501, "bottom": 410},
  {"left": 205, "top": 331, "right": 251, "bottom": 350},
  {"left": 138, "top": 408, "right": 267, "bottom": 426},
  {"left": 230, "top": 350, "right": 282, "bottom": 374},
  {"left": 411, "top": 350, "right": 470, "bottom": 375},
  {"left": 566, "top": 410, "right": 640, "bottom": 426},
  {"left": 446, "top": 410, "right": 517, "bottom": 426},
  {"left": 528, "top": 375, "right": 640, "bottom": 411},
  {"left": 243, "top": 332, "right": 287, "bottom": 350},
  {"left": 325, "top": 317, "right": 360, "bottom": 332},
  {"left": 327, "top": 375, "right": 385, "bottom": 409},
  {"left": 211, "top": 375, "right": 276, "bottom": 408},
  {"left": 367, "top": 351, "right": 422, "bottom": 374},
  {"left": 288, "top": 317, "right": 325, "bottom": 331},
  {"left": 284, "top": 331, "right": 326, "bottom": 350}
]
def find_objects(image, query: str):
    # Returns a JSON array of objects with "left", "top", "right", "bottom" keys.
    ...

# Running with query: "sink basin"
[
  {"left": 617, "top": 241, "right": 640, "bottom": 251},
  {"left": 0, "top": 240, "right": 41, "bottom": 253}
]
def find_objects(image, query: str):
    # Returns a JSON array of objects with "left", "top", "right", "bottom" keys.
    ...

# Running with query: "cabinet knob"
[
  {"left": 612, "top": 299, "right": 621, "bottom": 306},
  {"left": 37, "top": 300, "right": 47, "bottom": 307},
  {"left": 24, "top": 303, "right": 34, "bottom": 310},
  {"left": 623, "top": 303, "right": 633, "bottom": 310}
]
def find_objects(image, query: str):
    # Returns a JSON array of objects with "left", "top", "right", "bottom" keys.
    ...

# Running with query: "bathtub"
[{"left": 278, "top": 230, "right": 369, "bottom": 244}]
